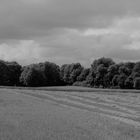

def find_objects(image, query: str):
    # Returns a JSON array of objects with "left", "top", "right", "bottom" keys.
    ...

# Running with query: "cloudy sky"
[{"left": 0, "top": 0, "right": 140, "bottom": 66}]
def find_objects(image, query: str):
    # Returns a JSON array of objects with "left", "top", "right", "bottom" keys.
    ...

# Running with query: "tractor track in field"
[{"left": 9, "top": 88, "right": 140, "bottom": 127}]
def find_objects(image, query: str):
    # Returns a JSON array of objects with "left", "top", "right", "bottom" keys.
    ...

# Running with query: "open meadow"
[{"left": 0, "top": 86, "right": 140, "bottom": 140}]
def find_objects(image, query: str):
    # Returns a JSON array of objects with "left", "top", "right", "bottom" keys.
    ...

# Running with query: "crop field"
[{"left": 0, "top": 86, "right": 140, "bottom": 140}]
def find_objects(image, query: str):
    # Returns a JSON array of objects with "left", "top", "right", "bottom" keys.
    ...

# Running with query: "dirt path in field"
[{"left": 10, "top": 88, "right": 140, "bottom": 127}]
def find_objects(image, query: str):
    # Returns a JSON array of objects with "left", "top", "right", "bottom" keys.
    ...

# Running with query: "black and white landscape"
[{"left": 0, "top": 0, "right": 140, "bottom": 140}]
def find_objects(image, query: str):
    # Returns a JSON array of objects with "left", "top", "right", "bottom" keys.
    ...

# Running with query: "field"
[{"left": 0, "top": 87, "right": 140, "bottom": 140}]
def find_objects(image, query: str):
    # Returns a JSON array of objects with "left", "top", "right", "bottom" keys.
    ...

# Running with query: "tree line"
[{"left": 0, "top": 57, "right": 140, "bottom": 89}]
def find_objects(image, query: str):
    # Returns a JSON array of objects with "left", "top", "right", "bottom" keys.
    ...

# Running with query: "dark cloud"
[
  {"left": 0, "top": 0, "right": 140, "bottom": 39},
  {"left": 0, "top": 0, "right": 140, "bottom": 65}
]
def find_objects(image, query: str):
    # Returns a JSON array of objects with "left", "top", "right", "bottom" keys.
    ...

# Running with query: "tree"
[
  {"left": 41, "top": 62, "right": 61, "bottom": 86},
  {"left": 91, "top": 57, "right": 115, "bottom": 72},
  {"left": 112, "top": 75, "right": 119, "bottom": 87},
  {"left": 70, "top": 68, "right": 83, "bottom": 83},
  {"left": 60, "top": 63, "right": 83, "bottom": 85},
  {"left": 0, "top": 57, "right": 139, "bottom": 89},
  {"left": 20, "top": 66, "right": 45, "bottom": 87},
  {"left": 131, "top": 72, "right": 140, "bottom": 79},
  {"left": 105, "top": 64, "right": 119, "bottom": 87},
  {"left": 77, "top": 68, "right": 90, "bottom": 81},
  {"left": 133, "top": 62, "right": 140, "bottom": 73},
  {"left": 60, "top": 64, "right": 71, "bottom": 84},
  {"left": 124, "top": 62, "right": 135, "bottom": 74},
  {"left": 20, "top": 61, "right": 61, "bottom": 87},
  {"left": 134, "top": 77, "right": 140, "bottom": 89},
  {"left": 6, "top": 62, "right": 22, "bottom": 86},
  {"left": 119, "top": 65, "right": 130, "bottom": 76},
  {"left": 118, "top": 74, "right": 127, "bottom": 89},
  {"left": 94, "top": 64, "right": 108, "bottom": 87},
  {"left": 125, "top": 76, "right": 133, "bottom": 89},
  {"left": 86, "top": 70, "right": 95, "bottom": 87},
  {"left": 90, "top": 58, "right": 115, "bottom": 87},
  {"left": 0, "top": 60, "right": 10, "bottom": 85}
]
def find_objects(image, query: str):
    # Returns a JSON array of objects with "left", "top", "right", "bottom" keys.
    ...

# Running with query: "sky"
[{"left": 0, "top": 0, "right": 140, "bottom": 66}]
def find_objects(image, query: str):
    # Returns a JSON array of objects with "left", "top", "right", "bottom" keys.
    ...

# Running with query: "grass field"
[{"left": 0, "top": 86, "right": 140, "bottom": 140}]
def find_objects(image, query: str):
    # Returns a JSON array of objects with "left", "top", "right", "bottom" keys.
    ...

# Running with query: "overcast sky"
[{"left": 0, "top": 0, "right": 140, "bottom": 66}]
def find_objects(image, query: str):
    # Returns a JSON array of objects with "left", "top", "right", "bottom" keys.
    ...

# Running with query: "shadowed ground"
[{"left": 0, "top": 87, "right": 140, "bottom": 140}]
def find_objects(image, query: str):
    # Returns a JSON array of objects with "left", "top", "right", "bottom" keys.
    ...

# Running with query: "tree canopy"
[{"left": 0, "top": 57, "right": 140, "bottom": 89}]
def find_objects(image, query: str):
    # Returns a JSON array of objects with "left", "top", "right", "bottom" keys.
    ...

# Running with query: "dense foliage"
[
  {"left": 0, "top": 60, "right": 21, "bottom": 86},
  {"left": 20, "top": 62, "right": 61, "bottom": 87},
  {"left": 1, "top": 57, "right": 140, "bottom": 89}
]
